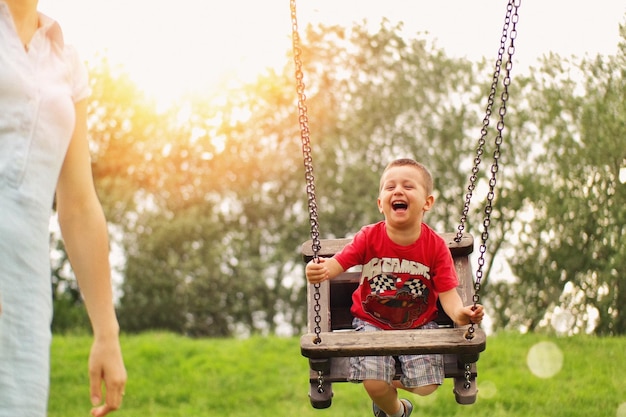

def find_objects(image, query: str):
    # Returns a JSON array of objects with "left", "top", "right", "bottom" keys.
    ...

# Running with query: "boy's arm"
[{"left": 438, "top": 288, "right": 484, "bottom": 326}]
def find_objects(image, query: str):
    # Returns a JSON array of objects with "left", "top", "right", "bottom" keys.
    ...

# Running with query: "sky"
[{"left": 37, "top": 0, "right": 625, "bottom": 105}]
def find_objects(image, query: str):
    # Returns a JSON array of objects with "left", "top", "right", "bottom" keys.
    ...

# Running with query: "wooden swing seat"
[
  {"left": 301, "top": 326, "right": 485, "bottom": 358},
  {"left": 300, "top": 233, "right": 486, "bottom": 408}
]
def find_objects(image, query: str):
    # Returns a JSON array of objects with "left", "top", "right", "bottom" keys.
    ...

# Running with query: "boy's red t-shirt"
[{"left": 334, "top": 221, "right": 458, "bottom": 330}]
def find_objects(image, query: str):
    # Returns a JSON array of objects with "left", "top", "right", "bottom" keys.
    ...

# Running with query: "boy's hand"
[
  {"left": 305, "top": 258, "right": 330, "bottom": 284},
  {"left": 459, "top": 304, "right": 485, "bottom": 326}
]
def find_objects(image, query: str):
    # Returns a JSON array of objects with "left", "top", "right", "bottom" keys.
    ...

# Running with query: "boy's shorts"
[{"left": 348, "top": 318, "right": 444, "bottom": 388}]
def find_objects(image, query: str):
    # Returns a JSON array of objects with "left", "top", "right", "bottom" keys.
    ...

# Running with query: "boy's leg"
[
  {"left": 396, "top": 351, "right": 444, "bottom": 396},
  {"left": 363, "top": 379, "right": 404, "bottom": 416},
  {"left": 394, "top": 380, "right": 439, "bottom": 396},
  {"left": 348, "top": 319, "right": 413, "bottom": 416},
  {"left": 350, "top": 353, "right": 407, "bottom": 416}
]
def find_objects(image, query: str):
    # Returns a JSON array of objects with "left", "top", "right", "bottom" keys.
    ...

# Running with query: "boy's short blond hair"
[{"left": 380, "top": 158, "right": 434, "bottom": 195}]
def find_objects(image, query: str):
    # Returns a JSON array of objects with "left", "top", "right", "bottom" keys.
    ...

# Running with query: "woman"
[{"left": 0, "top": 1, "right": 126, "bottom": 416}]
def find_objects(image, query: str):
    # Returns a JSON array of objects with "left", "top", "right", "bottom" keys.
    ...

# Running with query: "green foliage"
[
  {"left": 87, "top": 55, "right": 159, "bottom": 223},
  {"left": 51, "top": 297, "right": 91, "bottom": 334},
  {"left": 115, "top": 68, "right": 309, "bottom": 336},
  {"left": 109, "top": 20, "right": 490, "bottom": 336},
  {"left": 297, "top": 21, "right": 489, "bottom": 236},
  {"left": 492, "top": 22, "right": 626, "bottom": 335},
  {"left": 48, "top": 332, "right": 626, "bottom": 416},
  {"left": 50, "top": 17, "right": 626, "bottom": 337}
]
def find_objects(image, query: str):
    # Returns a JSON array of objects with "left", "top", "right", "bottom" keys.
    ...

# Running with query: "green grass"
[{"left": 49, "top": 332, "right": 626, "bottom": 417}]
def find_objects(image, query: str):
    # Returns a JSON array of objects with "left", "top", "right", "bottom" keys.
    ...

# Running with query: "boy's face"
[{"left": 377, "top": 165, "right": 434, "bottom": 227}]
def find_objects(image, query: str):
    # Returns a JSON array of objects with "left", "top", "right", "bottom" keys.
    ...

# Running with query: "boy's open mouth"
[{"left": 392, "top": 201, "right": 408, "bottom": 211}]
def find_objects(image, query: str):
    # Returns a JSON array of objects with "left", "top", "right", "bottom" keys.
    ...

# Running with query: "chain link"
[
  {"left": 463, "top": 363, "right": 473, "bottom": 390},
  {"left": 290, "top": 0, "right": 323, "bottom": 345},
  {"left": 317, "top": 370, "right": 325, "bottom": 393}
]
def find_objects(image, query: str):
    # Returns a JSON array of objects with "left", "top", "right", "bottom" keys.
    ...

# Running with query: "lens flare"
[
  {"left": 526, "top": 341, "right": 563, "bottom": 378},
  {"left": 478, "top": 380, "right": 497, "bottom": 399}
]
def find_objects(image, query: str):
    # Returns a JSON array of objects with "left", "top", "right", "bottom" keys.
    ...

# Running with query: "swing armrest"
[{"left": 300, "top": 326, "right": 486, "bottom": 359}]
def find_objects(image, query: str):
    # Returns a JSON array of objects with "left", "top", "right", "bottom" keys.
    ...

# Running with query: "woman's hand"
[{"left": 88, "top": 337, "right": 127, "bottom": 417}]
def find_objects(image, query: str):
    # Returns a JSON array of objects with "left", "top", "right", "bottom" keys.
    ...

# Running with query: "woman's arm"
[{"left": 56, "top": 99, "right": 126, "bottom": 417}]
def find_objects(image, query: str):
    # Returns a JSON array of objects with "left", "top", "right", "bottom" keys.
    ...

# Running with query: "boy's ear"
[
  {"left": 423, "top": 195, "right": 435, "bottom": 212},
  {"left": 377, "top": 197, "right": 383, "bottom": 213}
]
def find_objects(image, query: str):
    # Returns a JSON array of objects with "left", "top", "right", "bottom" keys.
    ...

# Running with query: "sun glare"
[
  {"left": 39, "top": 0, "right": 293, "bottom": 108},
  {"left": 39, "top": 0, "right": 626, "bottom": 109}
]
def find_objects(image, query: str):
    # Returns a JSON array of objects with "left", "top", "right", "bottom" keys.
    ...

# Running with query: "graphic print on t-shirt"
[{"left": 360, "top": 257, "right": 431, "bottom": 328}]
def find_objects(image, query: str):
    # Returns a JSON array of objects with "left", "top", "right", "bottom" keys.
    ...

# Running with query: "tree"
[
  {"left": 114, "top": 19, "right": 513, "bottom": 336},
  {"left": 112, "top": 19, "right": 524, "bottom": 336},
  {"left": 117, "top": 68, "right": 310, "bottom": 336},
  {"left": 492, "top": 23, "right": 626, "bottom": 335},
  {"left": 57, "top": 17, "right": 625, "bottom": 337},
  {"left": 294, "top": 21, "right": 492, "bottom": 236},
  {"left": 289, "top": 21, "right": 521, "bottom": 332}
]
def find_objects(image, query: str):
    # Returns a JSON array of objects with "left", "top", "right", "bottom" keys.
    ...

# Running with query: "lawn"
[{"left": 49, "top": 332, "right": 626, "bottom": 417}]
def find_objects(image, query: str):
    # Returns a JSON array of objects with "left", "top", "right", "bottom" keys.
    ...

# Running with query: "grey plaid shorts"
[{"left": 348, "top": 318, "right": 444, "bottom": 388}]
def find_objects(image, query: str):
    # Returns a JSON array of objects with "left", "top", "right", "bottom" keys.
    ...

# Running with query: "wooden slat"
[
  {"left": 302, "top": 233, "right": 474, "bottom": 260},
  {"left": 307, "top": 355, "right": 478, "bottom": 383},
  {"left": 301, "top": 326, "right": 486, "bottom": 359}
]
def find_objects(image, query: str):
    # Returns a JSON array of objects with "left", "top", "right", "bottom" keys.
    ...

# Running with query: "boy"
[{"left": 305, "top": 158, "right": 484, "bottom": 417}]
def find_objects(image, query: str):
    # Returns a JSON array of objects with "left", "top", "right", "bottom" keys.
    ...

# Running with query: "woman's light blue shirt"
[{"left": 0, "top": 3, "right": 89, "bottom": 416}]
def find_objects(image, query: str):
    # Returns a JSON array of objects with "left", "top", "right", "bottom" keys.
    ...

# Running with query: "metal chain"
[
  {"left": 457, "top": 0, "right": 517, "bottom": 241},
  {"left": 316, "top": 370, "right": 325, "bottom": 393},
  {"left": 461, "top": 361, "right": 473, "bottom": 390},
  {"left": 290, "top": 0, "right": 323, "bottom": 349},
  {"left": 459, "top": 0, "right": 520, "bottom": 343},
  {"left": 461, "top": 0, "right": 520, "bottom": 394},
  {"left": 460, "top": 3, "right": 519, "bottom": 389}
]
